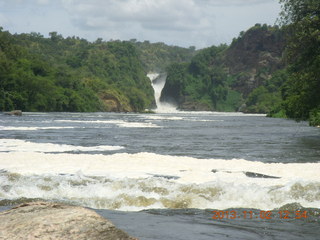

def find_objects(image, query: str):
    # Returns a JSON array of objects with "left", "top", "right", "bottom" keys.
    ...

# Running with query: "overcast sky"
[{"left": 0, "top": 0, "right": 281, "bottom": 49}]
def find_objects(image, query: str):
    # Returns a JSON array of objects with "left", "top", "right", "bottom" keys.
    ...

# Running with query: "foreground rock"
[{"left": 0, "top": 201, "right": 138, "bottom": 240}]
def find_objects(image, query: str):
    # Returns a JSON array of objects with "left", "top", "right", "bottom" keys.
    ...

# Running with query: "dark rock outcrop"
[
  {"left": 100, "top": 91, "right": 132, "bottom": 112},
  {"left": 179, "top": 97, "right": 212, "bottom": 111},
  {"left": 0, "top": 201, "right": 138, "bottom": 240},
  {"left": 225, "top": 25, "right": 286, "bottom": 96}
]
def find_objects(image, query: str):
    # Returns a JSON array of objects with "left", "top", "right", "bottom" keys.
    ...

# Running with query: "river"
[{"left": 0, "top": 111, "right": 319, "bottom": 239}]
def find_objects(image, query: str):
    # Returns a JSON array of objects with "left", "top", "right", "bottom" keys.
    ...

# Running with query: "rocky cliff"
[{"left": 225, "top": 24, "right": 286, "bottom": 97}]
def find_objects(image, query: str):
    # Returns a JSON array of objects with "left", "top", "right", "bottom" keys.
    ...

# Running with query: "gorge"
[{"left": 1, "top": 17, "right": 319, "bottom": 125}]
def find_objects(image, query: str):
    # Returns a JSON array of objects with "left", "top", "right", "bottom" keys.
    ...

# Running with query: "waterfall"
[{"left": 147, "top": 72, "right": 177, "bottom": 113}]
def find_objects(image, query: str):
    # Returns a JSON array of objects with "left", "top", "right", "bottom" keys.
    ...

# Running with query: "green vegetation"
[
  {"left": 161, "top": 45, "right": 240, "bottom": 111},
  {"left": 162, "top": 25, "right": 286, "bottom": 112},
  {"left": 0, "top": 28, "right": 154, "bottom": 112},
  {"left": 1, "top": 0, "right": 319, "bottom": 125},
  {"left": 132, "top": 40, "right": 196, "bottom": 72},
  {"left": 270, "top": 0, "right": 320, "bottom": 126},
  {"left": 245, "top": 69, "right": 288, "bottom": 113},
  {"left": 162, "top": 5, "right": 319, "bottom": 127}
]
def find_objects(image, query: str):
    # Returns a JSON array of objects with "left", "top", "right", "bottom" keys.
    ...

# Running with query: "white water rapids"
[
  {"left": 1, "top": 111, "right": 319, "bottom": 212},
  {"left": 1, "top": 138, "right": 320, "bottom": 211}
]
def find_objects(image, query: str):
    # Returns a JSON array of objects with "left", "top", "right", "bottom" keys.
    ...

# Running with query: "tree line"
[
  {"left": 0, "top": 29, "right": 154, "bottom": 112},
  {"left": 1, "top": 0, "right": 319, "bottom": 125},
  {"left": 273, "top": 0, "right": 320, "bottom": 126}
]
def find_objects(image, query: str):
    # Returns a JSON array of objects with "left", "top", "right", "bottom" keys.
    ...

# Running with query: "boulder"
[
  {"left": 0, "top": 201, "right": 138, "bottom": 240},
  {"left": 5, "top": 110, "right": 22, "bottom": 116}
]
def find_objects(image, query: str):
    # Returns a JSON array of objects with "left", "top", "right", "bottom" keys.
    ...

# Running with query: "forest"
[
  {"left": 161, "top": 25, "right": 286, "bottom": 113},
  {"left": 0, "top": 30, "right": 155, "bottom": 112},
  {"left": 162, "top": 0, "right": 320, "bottom": 126},
  {"left": 0, "top": 0, "right": 319, "bottom": 125},
  {"left": 0, "top": 29, "right": 197, "bottom": 113}
]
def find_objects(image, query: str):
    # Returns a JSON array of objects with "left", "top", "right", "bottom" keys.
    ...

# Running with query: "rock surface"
[
  {"left": 4, "top": 110, "right": 22, "bottom": 116},
  {"left": 225, "top": 25, "right": 285, "bottom": 97},
  {"left": 0, "top": 201, "right": 138, "bottom": 240}
]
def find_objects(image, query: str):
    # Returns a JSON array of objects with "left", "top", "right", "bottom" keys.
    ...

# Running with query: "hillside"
[
  {"left": 161, "top": 24, "right": 287, "bottom": 113},
  {"left": 0, "top": 29, "right": 154, "bottom": 112},
  {"left": 226, "top": 24, "right": 286, "bottom": 96}
]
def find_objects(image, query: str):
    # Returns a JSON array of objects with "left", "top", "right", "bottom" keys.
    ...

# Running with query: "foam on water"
[
  {"left": 0, "top": 139, "right": 124, "bottom": 153},
  {"left": 0, "top": 126, "right": 76, "bottom": 131},
  {"left": 0, "top": 151, "right": 319, "bottom": 211},
  {"left": 142, "top": 115, "right": 184, "bottom": 121},
  {"left": 114, "top": 121, "right": 160, "bottom": 128},
  {"left": 140, "top": 115, "right": 223, "bottom": 122},
  {"left": 55, "top": 119, "right": 160, "bottom": 128}
]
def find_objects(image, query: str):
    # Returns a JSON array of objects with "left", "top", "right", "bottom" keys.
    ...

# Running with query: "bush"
[{"left": 309, "top": 109, "right": 320, "bottom": 127}]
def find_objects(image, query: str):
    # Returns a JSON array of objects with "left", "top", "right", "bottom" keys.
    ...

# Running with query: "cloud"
[
  {"left": 37, "top": 0, "right": 50, "bottom": 5},
  {"left": 59, "top": 0, "right": 220, "bottom": 47},
  {"left": 61, "top": 0, "right": 210, "bottom": 32},
  {"left": 60, "top": 0, "right": 278, "bottom": 35},
  {"left": 198, "top": 0, "right": 273, "bottom": 6},
  {"left": 0, "top": 0, "right": 53, "bottom": 9},
  {"left": 0, "top": 0, "right": 280, "bottom": 48},
  {"left": 0, "top": 13, "right": 9, "bottom": 26}
]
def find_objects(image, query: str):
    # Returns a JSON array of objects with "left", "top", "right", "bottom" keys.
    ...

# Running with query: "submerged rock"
[
  {"left": 4, "top": 110, "right": 22, "bottom": 116},
  {"left": 0, "top": 201, "right": 138, "bottom": 240}
]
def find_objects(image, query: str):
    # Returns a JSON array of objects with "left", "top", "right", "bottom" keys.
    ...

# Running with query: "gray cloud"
[
  {"left": 0, "top": 13, "right": 9, "bottom": 26},
  {"left": 0, "top": 0, "right": 280, "bottom": 48},
  {"left": 62, "top": 0, "right": 210, "bottom": 32},
  {"left": 198, "top": 0, "right": 274, "bottom": 6}
]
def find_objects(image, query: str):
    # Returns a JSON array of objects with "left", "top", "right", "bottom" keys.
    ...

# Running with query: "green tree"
[
  {"left": 278, "top": 0, "right": 320, "bottom": 125},
  {"left": 162, "top": 45, "right": 238, "bottom": 111},
  {"left": 0, "top": 28, "right": 155, "bottom": 112}
]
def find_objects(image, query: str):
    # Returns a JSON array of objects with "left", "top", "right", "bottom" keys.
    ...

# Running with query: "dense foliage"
[
  {"left": 0, "top": 29, "right": 154, "bottom": 112},
  {"left": 162, "top": 11, "right": 319, "bottom": 127},
  {"left": 161, "top": 44, "right": 242, "bottom": 111},
  {"left": 245, "top": 69, "right": 288, "bottom": 113},
  {"left": 274, "top": 0, "right": 320, "bottom": 125},
  {"left": 162, "top": 25, "right": 286, "bottom": 112}
]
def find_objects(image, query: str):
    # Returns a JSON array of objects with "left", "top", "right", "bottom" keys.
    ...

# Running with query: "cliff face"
[
  {"left": 225, "top": 25, "right": 286, "bottom": 96},
  {"left": 226, "top": 26, "right": 285, "bottom": 74}
]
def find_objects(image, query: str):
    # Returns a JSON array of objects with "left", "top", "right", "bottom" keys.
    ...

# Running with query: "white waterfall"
[{"left": 147, "top": 72, "right": 177, "bottom": 113}]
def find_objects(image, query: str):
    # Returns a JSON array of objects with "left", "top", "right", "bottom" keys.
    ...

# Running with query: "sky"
[{"left": 0, "top": 0, "right": 281, "bottom": 49}]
